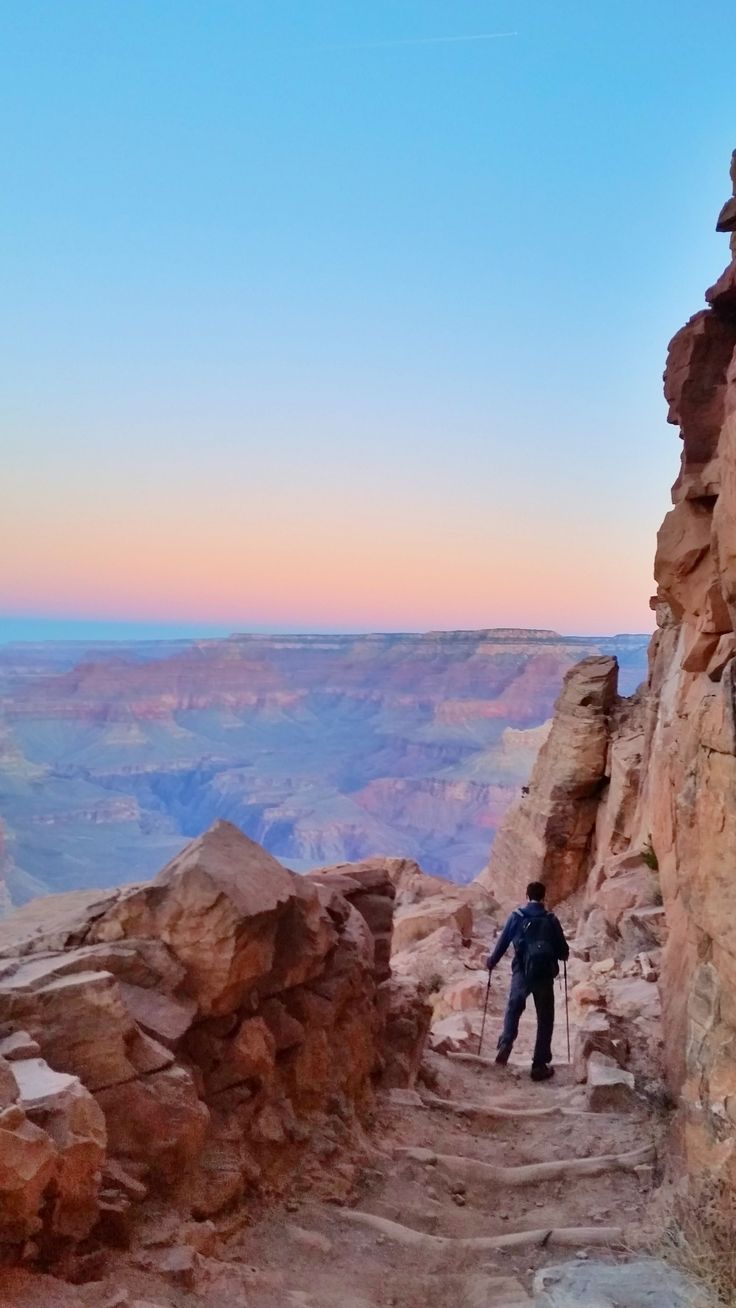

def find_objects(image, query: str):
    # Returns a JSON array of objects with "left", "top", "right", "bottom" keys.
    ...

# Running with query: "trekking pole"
[
  {"left": 478, "top": 970, "right": 491, "bottom": 1057},
  {"left": 563, "top": 960, "right": 571, "bottom": 1064}
]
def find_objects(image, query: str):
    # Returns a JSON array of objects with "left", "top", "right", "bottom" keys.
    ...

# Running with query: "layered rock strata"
[
  {"left": 477, "top": 657, "right": 619, "bottom": 911},
  {"left": 480, "top": 153, "right": 736, "bottom": 1203},
  {"left": 0, "top": 821, "right": 428, "bottom": 1264}
]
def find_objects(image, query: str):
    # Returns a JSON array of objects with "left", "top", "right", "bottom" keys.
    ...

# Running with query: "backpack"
[{"left": 514, "top": 908, "right": 559, "bottom": 986}]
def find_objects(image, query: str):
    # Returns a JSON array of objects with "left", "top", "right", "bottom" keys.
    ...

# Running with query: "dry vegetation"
[{"left": 659, "top": 1180, "right": 736, "bottom": 1306}]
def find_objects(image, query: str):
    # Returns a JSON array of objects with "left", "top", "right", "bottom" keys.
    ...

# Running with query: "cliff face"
[
  {"left": 477, "top": 656, "right": 619, "bottom": 911},
  {"left": 643, "top": 161, "right": 736, "bottom": 1194},
  {"left": 481, "top": 155, "right": 736, "bottom": 1203}
]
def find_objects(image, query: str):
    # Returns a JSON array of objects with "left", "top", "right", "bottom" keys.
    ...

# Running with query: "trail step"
[
  {"left": 394, "top": 1143, "right": 655, "bottom": 1186},
  {"left": 337, "top": 1207, "right": 623, "bottom": 1252}
]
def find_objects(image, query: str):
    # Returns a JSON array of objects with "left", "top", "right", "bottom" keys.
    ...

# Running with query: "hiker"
[{"left": 486, "top": 880, "right": 569, "bottom": 1082}]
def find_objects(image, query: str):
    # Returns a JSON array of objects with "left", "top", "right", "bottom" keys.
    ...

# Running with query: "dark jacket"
[{"left": 486, "top": 901, "right": 569, "bottom": 975}]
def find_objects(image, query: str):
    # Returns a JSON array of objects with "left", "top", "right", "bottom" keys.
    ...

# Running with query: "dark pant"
[{"left": 497, "top": 970, "right": 555, "bottom": 1067}]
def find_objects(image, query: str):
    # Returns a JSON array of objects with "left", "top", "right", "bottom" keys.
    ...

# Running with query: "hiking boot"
[
  {"left": 495, "top": 1047, "right": 510, "bottom": 1066},
  {"left": 530, "top": 1064, "right": 555, "bottom": 1082}
]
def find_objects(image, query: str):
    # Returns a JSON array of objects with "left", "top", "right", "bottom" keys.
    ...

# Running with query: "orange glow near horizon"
[{"left": 3, "top": 466, "right": 657, "bottom": 635}]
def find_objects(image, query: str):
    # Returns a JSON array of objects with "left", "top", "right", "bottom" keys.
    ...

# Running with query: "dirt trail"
[
  {"left": 209, "top": 994, "right": 657, "bottom": 1308},
  {"left": 12, "top": 973, "right": 659, "bottom": 1308}
]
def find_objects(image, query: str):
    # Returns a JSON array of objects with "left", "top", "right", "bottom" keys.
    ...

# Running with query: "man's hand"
[{"left": 486, "top": 959, "right": 495, "bottom": 974}]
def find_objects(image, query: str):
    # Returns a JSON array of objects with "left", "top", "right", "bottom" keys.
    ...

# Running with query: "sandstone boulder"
[
  {"left": 0, "top": 1105, "right": 58, "bottom": 1246},
  {"left": 477, "top": 657, "right": 618, "bottom": 909},
  {"left": 95, "top": 1064, "right": 208, "bottom": 1185},
  {"left": 433, "top": 974, "right": 487, "bottom": 1020},
  {"left": 606, "top": 977, "right": 662, "bottom": 1023},
  {"left": 0, "top": 1050, "right": 105, "bottom": 1253},
  {"left": 377, "top": 975, "right": 431, "bottom": 1088},
  {"left": 309, "top": 858, "right": 396, "bottom": 983},
  {"left": 596, "top": 857, "right": 659, "bottom": 931},
  {"left": 0, "top": 961, "right": 164, "bottom": 1091},
  {"left": 91, "top": 820, "right": 336, "bottom": 1016},
  {"left": 0, "top": 1031, "right": 40, "bottom": 1061},
  {"left": 392, "top": 895, "right": 472, "bottom": 953},
  {"left": 0, "top": 821, "right": 392, "bottom": 1259},
  {"left": 585, "top": 1052, "right": 638, "bottom": 1112},
  {"left": 11, "top": 1058, "right": 105, "bottom": 1240},
  {"left": 572, "top": 1010, "right": 630, "bottom": 1084},
  {"left": 429, "top": 1012, "right": 478, "bottom": 1054}
]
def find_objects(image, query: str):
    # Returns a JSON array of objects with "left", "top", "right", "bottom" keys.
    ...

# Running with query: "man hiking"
[{"left": 486, "top": 880, "right": 569, "bottom": 1081}]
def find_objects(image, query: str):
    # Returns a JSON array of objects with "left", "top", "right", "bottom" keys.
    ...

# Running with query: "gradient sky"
[{"left": 3, "top": 2, "right": 735, "bottom": 640}]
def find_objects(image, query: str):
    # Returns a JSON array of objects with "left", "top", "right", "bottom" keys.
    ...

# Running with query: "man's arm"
[
  {"left": 551, "top": 914, "right": 570, "bottom": 962},
  {"left": 486, "top": 912, "right": 518, "bottom": 971}
]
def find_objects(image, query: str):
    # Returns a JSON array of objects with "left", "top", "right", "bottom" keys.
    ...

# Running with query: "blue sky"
[{"left": 2, "top": 1, "right": 735, "bottom": 641}]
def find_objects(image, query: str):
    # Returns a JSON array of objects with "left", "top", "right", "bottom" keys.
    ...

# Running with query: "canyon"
[{"left": 0, "top": 630, "right": 647, "bottom": 907}]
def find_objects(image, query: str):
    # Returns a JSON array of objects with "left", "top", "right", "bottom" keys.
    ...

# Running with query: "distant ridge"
[{"left": 0, "top": 628, "right": 650, "bottom": 906}]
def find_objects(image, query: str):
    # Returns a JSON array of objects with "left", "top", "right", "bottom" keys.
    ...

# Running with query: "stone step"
[{"left": 533, "top": 1258, "right": 710, "bottom": 1307}]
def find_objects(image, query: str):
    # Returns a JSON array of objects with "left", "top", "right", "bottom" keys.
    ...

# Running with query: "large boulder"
[
  {"left": 91, "top": 821, "right": 336, "bottom": 1015},
  {"left": 0, "top": 1051, "right": 104, "bottom": 1254},
  {"left": 585, "top": 1052, "right": 638, "bottom": 1112},
  {"left": 477, "top": 657, "right": 618, "bottom": 909},
  {"left": 308, "top": 858, "right": 396, "bottom": 983},
  {"left": 392, "top": 895, "right": 473, "bottom": 953},
  {"left": 377, "top": 975, "right": 431, "bottom": 1088},
  {"left": 0, "top": 822, "right": 391, "bottom": 1258}
]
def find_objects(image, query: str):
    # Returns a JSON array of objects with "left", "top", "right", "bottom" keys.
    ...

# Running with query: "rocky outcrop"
[
  {"left": 477, "top": 657, "right": 619, "bottom": 910},
  {"left": 478, "top": 154, "right": 736, "bottom": 1209},
  {"left": 0, "top": 821, "right": 428, "bottom": 1264}
]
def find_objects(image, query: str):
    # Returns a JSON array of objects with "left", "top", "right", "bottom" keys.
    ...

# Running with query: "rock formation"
[
  {"left": 0, "top": 821, "right": 429, "bottom": 1267},
  {"left": 479, "top": 151, "right": 736, "bottom": 1215},
  {"left": 477, "top": 657, "right": 619, "bottom": 910}
]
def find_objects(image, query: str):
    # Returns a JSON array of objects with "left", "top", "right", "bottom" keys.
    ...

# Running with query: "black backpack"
[{"left": 514, "top": 909, "right": 559, "bottom": 986}]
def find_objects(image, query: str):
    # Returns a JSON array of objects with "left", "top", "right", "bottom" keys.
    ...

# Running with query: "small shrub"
[
  {"left": 426, "top": 972, "right": 444, "bottom": 995},
  {"left": 642, "top": 838, "right": 659, "bottom": 872},
  {"left": 659, "top": 1179, "right": 736, "bottom": 1305}
]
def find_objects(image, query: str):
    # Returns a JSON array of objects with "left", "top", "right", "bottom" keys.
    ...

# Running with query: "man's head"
[{"left": 526, "top": 881, "right": 546, "bottom": 903}]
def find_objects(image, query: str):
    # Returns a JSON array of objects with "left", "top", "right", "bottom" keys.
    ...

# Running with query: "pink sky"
[{"left": 3, "top": 461, "right": 658, "bottom": 635}]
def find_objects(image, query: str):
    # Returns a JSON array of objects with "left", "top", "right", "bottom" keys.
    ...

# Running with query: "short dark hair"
[{"left": 526, "top": 881, "right": 546, "bottom": 902}]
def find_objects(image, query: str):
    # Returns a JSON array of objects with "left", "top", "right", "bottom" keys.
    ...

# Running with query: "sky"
[{"left": 2, "top": 1, "right": 735, "bottom": 641}]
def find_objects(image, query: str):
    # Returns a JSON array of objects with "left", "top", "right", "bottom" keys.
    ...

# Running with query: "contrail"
[{"left": 309, "top": 32, "right": 518, "bottom": 52}]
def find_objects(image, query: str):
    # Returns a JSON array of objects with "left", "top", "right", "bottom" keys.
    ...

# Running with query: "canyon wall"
[
  {"left": 0, "top": 629, "right": 648, "bottom": 902},
  {"left": 644, "top": 158, "right": 736, "bottom": 1195},
  {"left": 481, "top": 154, "right": 736, "bottom": 1201}
]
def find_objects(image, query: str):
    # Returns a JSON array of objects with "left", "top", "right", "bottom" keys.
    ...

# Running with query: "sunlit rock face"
[
  {"left": 478, "top": 153, "right": 736, "bottom": 1203},
  {"left": 477, "top": 656, "right": 619, "bottom": 911},
  {"left": 644, "top": 162, "right": 736, "bottom": 1194},
  {"left": 0, "top": 629, "right": 648, "bottom": 902},
  {"left": 0, "top": 821, "right": 429, "bottom": 1262}
]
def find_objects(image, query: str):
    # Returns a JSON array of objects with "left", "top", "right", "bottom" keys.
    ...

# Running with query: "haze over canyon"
[{"left": 0, "top": 628, "right": 648, "bottom": 907}]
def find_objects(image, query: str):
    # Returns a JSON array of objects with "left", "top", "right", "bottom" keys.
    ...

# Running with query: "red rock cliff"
[
  {"left": 482, "top": 153, "right": 736, "bottom": 1203},
  {"left": 641, "top": 153, "right": 736, "bottom": 1194}
]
